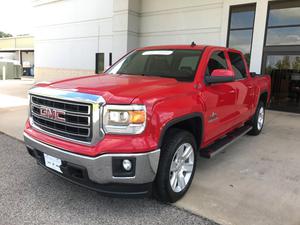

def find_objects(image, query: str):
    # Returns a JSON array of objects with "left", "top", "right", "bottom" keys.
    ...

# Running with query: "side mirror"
[
  {"left": 205, "top": 69, "right": 235, "bottom": 84},
  {"left": 250, "top": 72, "right": 257, "bottom": 78}
]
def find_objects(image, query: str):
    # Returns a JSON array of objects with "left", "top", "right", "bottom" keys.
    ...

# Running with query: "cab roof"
[{"left": 137, "top": 44, "right": 242, "bottom": 54}]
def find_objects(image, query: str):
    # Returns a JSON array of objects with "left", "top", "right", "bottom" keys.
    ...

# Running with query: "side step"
[{"left": 200, "top": 125, "right": 252, "bottom": 159}]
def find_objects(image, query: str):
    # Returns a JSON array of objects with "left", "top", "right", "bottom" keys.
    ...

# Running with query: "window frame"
[
  {"left": 226, "top": 3, "right": 257, "bottom": 65},
  {"left": 264, "top": 0, "right": 300, "bottom": 48},
  {"left": 205, "top": 50, "right": 229, "bottom": 77},
  {"left": 262, "top": 0, "right": 300, "bottom": 74}
]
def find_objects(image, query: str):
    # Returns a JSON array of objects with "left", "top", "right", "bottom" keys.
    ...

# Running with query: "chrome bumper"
[{"left": 24, "top": 133, "right": 160, "bottom": 184}]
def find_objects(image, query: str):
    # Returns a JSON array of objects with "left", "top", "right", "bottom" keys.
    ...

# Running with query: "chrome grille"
[
  {"left": 31, "top": 96, "right": 90, "bottom": 114},
  {"left": 30, "top": 95, "right": 92, "bottom": 142}
]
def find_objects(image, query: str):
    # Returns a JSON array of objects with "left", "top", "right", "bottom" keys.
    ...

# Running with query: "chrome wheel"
[
  {"left": 257, "top": 107, "right": 264, "bottom": 130},
  {"left": 169, "top": 143, "right": 195, "bottom": 193}
]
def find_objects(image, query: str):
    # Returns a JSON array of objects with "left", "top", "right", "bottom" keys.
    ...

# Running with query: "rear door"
[
  {"left": 202, "top": 49, "right": 238, "bottom": 144},
  {"left": 228, "top": 51, "right": 254, "bottom": 123}
]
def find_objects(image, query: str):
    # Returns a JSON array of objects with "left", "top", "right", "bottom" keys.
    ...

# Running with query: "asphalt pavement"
[
  {"left": 2, "top": 80, "right": 300, "bottom": 225},
  {"left": 0, "top": 132, "right": 218, "bottom": 225}
]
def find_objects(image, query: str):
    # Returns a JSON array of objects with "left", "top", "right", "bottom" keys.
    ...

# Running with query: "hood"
[{"left": 47, "top": 74, "right": 180, "bottom": 104}]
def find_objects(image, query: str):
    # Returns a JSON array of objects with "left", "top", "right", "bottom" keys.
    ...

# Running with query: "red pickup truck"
[{"left": 24, "top": 45, "right": 271, "bottom": 202}]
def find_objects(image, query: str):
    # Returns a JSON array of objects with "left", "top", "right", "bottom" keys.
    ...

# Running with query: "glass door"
[
  {"left": 264, "top": 54, "right": 300, "bottom": 113},
  {"left": 262, "top": 0, "right": 300, "bottom": 113}
]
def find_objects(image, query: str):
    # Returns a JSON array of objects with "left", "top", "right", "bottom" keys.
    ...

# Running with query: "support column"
[
  {"left": 112, "top": 0, "right": 140, "bottom": 62},
  {"left": 249, "top": 0, "right": 268, "bottom": 73}
]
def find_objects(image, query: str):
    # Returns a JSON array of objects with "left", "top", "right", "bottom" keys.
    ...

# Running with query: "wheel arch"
[
  {"left": 158, "top": 113, "right": 204, "bottom": 150},
  {"left": 259, "top": 91, "right": 269, "bottom": 107}
]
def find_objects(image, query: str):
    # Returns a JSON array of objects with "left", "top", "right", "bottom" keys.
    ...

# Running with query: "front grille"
[
  {"left": 30, "top": 95, "right": 92, "bottom": 142},
  {"left": 32, "top": 96, "right": 89, "bottom": 114}
]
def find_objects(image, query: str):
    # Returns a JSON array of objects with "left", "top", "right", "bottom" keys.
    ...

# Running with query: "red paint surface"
[{"left": 24, "top": 45, "right": 271, "bottom": 157}]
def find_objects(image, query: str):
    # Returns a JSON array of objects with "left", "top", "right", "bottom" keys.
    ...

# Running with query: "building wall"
[
  {"left": 139, "top": 0, "right": 223, "bottom": 47},
  {"left": 0, "top": 36, "right": 34, "bottom": 50},
  {"left": 33, "top": 0, "right": 276, "bottom": 82},
  {"left": 0, "top": 53, "right": 16, "bottom": 60},
  {"left": 0, "top": 36, "right": 34, "bottom": 69},
  {"left": 33, "top": 0, "right": 113, "bottom": 81}
]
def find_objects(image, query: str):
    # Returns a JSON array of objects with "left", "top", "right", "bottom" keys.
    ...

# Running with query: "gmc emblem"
[{"left": 40, "top": 107, "right": 66, "bottom": 122}]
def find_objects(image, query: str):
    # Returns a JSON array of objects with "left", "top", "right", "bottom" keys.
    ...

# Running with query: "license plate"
[{"left": 44, "top": 153, "right": 62, "bottom": 173}]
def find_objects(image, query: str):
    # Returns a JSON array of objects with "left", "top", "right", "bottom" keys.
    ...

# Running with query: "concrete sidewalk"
[
  {"left": 0, "top": 80, "right": 34, "bottom": 140},
  {"left": 0, "top": 80, "right": 300, "bottom": 225},
  {"left": 176, "top": 111, "right": 300, "bottom": 225}
]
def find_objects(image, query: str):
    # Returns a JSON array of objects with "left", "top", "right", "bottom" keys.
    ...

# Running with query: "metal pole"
[{"left": 2, "top": 65, "right": 6, "bottom": 80}]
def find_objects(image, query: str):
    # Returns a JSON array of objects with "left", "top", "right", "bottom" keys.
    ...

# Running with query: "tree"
[
  {"left": 275, "top": 56, "right": 291, "bottom": 70},
  {"left": 292, "top": 57, "right": 300, "bottom": 71},
  {"left": 0, "top": 31, "right": 13, "bottom": 38}
]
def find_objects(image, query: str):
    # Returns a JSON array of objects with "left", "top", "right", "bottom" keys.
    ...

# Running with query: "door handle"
[{"left": 229, "top": 90, "right": 236, "bottom": 94}]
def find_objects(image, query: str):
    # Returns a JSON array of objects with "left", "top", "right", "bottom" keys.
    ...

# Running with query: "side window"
[
  {"left": 228, "top": 52, "right": 247, "bottom": 79},
  {"left": 205, "top": 51, "right": 228, "bottom": 76}
]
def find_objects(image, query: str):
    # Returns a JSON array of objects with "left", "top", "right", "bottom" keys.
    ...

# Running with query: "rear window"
[
  {"left": 228, "top": 52, "right": 247, "bottom": 79},
  {"left": 106, "top": 49, "right": 203, "bottom": 82}
]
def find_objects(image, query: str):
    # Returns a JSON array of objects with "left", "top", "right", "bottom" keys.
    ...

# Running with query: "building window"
[
  {"left": 95, "top": 53, "right": 104, "bottom": 74},
  {"left": 227, "top": 4, "right": 256, "bottom": 65},
  {"left": 109, "top": 52, "right": 112, "bottom": 66},
  {"left": 262, "top": 1, "right": 300, "bottom": 113},
  {"left": 266, "top": 1, "right": 300, "bottom": 46}
]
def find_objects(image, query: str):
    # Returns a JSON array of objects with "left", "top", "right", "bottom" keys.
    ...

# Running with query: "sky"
[{"left": 0, "top": 0, "right": 34, "bottom": 36}]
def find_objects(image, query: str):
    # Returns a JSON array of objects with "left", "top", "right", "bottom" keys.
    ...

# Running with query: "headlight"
[{"left": 103, "top": 105, "right": 146, "bottom": 134}]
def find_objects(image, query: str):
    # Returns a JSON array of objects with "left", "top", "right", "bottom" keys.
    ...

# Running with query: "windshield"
[{"left": 105, "top": 49, "right": 203, "bottom": 82}]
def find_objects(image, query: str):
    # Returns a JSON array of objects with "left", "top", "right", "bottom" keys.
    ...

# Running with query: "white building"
[{"left": 33, "top": 0, "right": 300, "bottom": 113}]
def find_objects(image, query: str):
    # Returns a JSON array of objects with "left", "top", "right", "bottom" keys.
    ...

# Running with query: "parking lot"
[
  {"left": 0, "top": 80, "right": 300, "bottom": 225},
  {"left": 0, "top": 132, "right": 218, "bottom": 225}
]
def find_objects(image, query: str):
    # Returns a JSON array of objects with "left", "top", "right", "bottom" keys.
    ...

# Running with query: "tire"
[
  {"left": 154, "top": 128, "right": 197, "bottom": 203},
  {"left": 248, "top": 101, "right": 265, "bottom": 136}
]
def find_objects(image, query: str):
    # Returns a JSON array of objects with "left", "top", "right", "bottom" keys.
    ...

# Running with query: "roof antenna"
[{"left": 191, "top": 41, "right": 196, "bottom": 47}]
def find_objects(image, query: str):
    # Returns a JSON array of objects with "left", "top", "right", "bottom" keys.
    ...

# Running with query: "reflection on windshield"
[{"left": 106, "top": 49, "right": 202, "bottom": 82}]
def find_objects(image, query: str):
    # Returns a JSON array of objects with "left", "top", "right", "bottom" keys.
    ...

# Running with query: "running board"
[{"left": 200, "top": 125, "right": 252, "bottom": 159}]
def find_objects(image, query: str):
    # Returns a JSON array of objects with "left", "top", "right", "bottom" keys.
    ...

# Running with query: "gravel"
[{"left": 0, "top": 133, "right": 218, "bottom": 225}]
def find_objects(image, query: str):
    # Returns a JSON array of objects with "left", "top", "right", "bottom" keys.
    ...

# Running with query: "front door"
[{"left": 202, "top": 50, "right": 237, "bottom": 144}]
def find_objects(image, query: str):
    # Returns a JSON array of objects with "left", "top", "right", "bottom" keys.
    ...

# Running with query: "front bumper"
[{"left": 24, "top": 133, "right": 160, "bottom": 196}]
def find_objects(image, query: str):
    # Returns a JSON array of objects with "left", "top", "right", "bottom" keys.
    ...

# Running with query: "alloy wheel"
[
  {"left": 169, "top": 143, "right": 195, "bottom": 193},
  {"left": 257, "top": 107, "right": 264, "bottom": 130}
]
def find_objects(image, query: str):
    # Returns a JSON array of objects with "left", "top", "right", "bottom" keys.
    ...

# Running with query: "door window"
[
  {"left": 228, "top": 52, "right": 247, "bottom": 79},
  {"left": 205, "top": 51, "right": 228, "bottom": 76}
]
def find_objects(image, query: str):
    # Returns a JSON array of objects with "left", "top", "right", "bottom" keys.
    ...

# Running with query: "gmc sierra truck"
[{"left": 24, "top": 45, "right": 271, "bottom": 202}]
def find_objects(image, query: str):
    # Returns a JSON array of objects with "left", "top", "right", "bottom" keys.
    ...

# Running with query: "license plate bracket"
[{"left": 44, "top": 153, "right": 62, "bottom": 173}]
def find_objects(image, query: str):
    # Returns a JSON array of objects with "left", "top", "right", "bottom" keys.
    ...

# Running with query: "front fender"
[{"left": 147, "top": 93, "right": 205, "bottom": 149}]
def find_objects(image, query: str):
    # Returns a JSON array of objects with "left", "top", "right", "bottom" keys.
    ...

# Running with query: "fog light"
[{"left": 122, "top": 159, "right": 132, "bottom": 171}]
